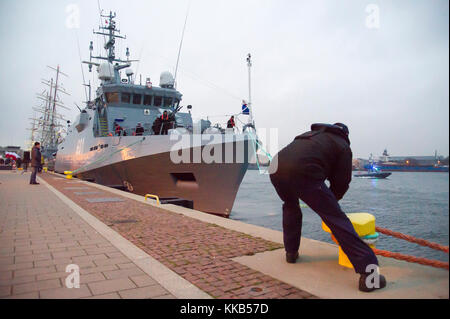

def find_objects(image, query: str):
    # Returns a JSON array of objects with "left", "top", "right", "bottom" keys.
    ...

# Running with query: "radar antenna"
[{"left": 82, "top": 11, "right": 138, "bottom": 84}]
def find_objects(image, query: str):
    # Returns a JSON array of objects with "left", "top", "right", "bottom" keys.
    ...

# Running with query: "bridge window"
[
  {"left": 121, "top": 93, "right": 131, "bottom": 103},
  {"left": 105, "top": 92, "right": 119, "bottom": 103},
  {"left": 154, "top": 96, "right": 162, "bottom": 107},
  {"left": 133, "top": 94, "right": 142, "bottom": 105},
  {"left": 143, "top": 95, "right": 153, "bottom": 106},
  {"left": 163, "top": 97, "right": 173, "bottom": 108}
]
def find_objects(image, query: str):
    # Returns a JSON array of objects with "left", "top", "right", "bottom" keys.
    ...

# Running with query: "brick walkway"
[
  {"left": 37, "top": 172, "right": 317, "bottom": 299},
  {"left": 0, "top": 171, "right": 174, "bottom": 299}
]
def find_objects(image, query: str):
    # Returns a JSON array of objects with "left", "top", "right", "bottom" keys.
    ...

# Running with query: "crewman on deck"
[
  {"left": 269, "top": 123, "right": 387, "bottom": 292},
  {"left": 135, "top": 123, "right": 144, "bottom": 136},
  {"left": 160, "top": 111, "right": 171, "bottom": 135},
  {"left": 227, "top": 116, "right": 236, "bottom": 129},
  {"left": 115, "top": 122, "right": 124, "bottom": 136},
  {"left": 29, "top": 142, "right": 41, "bottom": 185}
]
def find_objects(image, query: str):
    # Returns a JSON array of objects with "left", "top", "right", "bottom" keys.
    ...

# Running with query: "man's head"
[
  {"left": 310, "top": 123, "right": 350, "bottom": 145},
  {"left": 333, "top": 123, "right": 349, "bottom": 136},
  {"left": 231, "top": 116, "right": 234, "bottom": 119},
  {"left": 163, "top": 111, "right": 168, "bottom": 115},
  {"left": 34, "top": 142, "right": 41, "bottom": 149}
]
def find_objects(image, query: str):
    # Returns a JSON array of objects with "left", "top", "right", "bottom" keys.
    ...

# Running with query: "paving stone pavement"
[
  {"left": 37, "top": 172, "right": 317, "bottom": 299},
  {"left": 0, "top": 171, "right": 175, "bottom": 299}
]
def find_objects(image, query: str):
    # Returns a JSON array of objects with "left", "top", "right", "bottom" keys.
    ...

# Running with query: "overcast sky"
[{"left": 0, "top": 0, "right": 448, "bottom": 158}]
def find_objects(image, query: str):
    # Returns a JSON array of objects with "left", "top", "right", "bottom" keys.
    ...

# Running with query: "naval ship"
[{"left": 55, "top": 11, "right": 256, "bottom": 217}]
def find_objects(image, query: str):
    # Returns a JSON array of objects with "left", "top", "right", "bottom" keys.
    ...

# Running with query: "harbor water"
[{"left": 231, "top": 171, "right": 449, "bottom": 262}]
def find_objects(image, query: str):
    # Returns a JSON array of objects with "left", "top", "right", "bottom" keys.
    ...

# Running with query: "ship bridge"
[
  {"left": 93, "top": 82, "right": 191, "bottom": 137},
  {"left": 77, "top": 11, "right": 192, "bottom": 137}
]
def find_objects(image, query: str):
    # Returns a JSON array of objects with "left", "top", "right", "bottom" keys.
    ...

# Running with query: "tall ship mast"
[
  {"left": 31, "top": 66, "right": 70, "bottom": 158},
  {"left": 26, "top": 115, "right": 39, "bottom": 150},
  {"left": 54, "top": 11, "right": 256, "bottom": 217}
]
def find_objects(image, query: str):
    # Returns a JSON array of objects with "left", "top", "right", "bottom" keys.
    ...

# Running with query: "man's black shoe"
[
  {"left": 286, "top": 251, "right": 299, "bottom": 264},
  {"left": 30, "top": 182, "right": 40, "bottom": 185},
  {"left": 359, "top": 273, "right": 387, "bottom": 292}
]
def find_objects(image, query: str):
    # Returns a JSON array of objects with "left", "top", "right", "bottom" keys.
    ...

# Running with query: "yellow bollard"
[
  {"left": 144, "top": 194, "right": 160, "bottom": 205},
  {"left": 64, "top": 171, "right": 73, "bottom": 180},
  {"left": 322, "top": 213, "right": 379, "bottom": 269}
]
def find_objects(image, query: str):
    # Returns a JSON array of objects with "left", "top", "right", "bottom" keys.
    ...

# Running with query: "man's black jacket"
[{"left": 271, "top": 124, "right": 353, "bottom": 200}]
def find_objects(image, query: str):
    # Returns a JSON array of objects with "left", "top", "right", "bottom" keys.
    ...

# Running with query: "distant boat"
[
  {"left": 354, "top": 171, "right": 391, "bottom": 179},
  {"left": 355, "top": 155, "right": 391, "bottom": 179},
  {"left": 367, "top": 163, "right": 449, "bottom": 173}
]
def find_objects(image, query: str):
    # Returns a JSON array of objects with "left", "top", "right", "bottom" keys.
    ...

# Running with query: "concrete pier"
[{"left": 0, "top": 170, "right": 448, "bottom": 299}]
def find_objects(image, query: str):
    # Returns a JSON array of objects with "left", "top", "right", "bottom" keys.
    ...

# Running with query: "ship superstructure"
[{"left": 54, "top": 11, "right": 256, "bottom": 217}]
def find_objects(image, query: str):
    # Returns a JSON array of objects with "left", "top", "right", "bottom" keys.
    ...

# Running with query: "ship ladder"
[{"left": 99, "top": 117, "right": 109, "bottom": 137}]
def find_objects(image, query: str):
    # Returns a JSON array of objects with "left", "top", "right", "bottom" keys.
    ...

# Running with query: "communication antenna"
[
  {"left": 247, "top": 53, "right": 254, "bottom": 126},
  {"left": 76, "top": 34, "right": 89, "bottom": 104},
  {"left": 174, "top": 0, "right": 191, "bottom": 88},
  {"left": 82, "top": 81, "right": 92, "bottom": 105}
]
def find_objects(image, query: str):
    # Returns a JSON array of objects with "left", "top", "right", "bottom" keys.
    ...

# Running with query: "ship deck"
[{"left": 0, "top": 170, "right": 448, "bottom": 299}]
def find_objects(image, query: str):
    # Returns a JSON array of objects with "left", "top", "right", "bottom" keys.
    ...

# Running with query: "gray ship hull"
[
  {"left": 76, "top": 149, "right": 248, "bottom": 216},
  {"left": 55, "top": 132, "right": 253, "bottom": 217}
]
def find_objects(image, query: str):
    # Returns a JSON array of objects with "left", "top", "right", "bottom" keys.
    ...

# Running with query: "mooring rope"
[
  {"left": 243, "top": 126, "right": 273, "bottom": 174},
  {"left": 373, "top": 248, "right": 449, "bottom": 270},
  {"left": 373, "top": 226, "right": 449, "bottom": 269},
  {"left": 376, "top": 227, "right": 449, "bottom": 253},
  {"left": 235, "top": 114, "right": 273, "bottom": 161}
]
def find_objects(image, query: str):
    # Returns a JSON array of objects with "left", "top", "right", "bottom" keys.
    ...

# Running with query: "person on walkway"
[
  {"left": 16, "top": 157, "right": 22, "bottom": 169},
  {"left": 269, "top": 123, "right": 386, "bottom": 292},
  {"left": 227, "top": 116, "right": 236, "bottom": 129},
  {"left": 39, "top": 154, "right": 45, "bottom": 173},
  {"left": 22, "top": 152, "right": 29, "bottom": 173},
  {"left": 30, "top": 142, "right": 41, "bottom": 185}
]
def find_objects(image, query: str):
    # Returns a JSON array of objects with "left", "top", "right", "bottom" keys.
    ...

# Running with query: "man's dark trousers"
[
  {"left": 30, "top": 167, "right": 38, "bottom": 184},
  {"left": 270, "top": 174, "right": 378, "bottom": 274}
]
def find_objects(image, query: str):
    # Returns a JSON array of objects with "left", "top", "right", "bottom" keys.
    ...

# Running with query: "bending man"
[{"left": 269, "top": 123, "right": 386, "bottom": 292}]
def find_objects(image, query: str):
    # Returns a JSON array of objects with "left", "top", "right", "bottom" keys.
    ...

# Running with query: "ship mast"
[
  {"left": 247, "top": 53, "right": 254, "bottom": 126},
  {"left": 32, "top": 65, "right": 70, "bottom": 155},
  {"left": 26, "top": 115, "right": 40, "bottom": 150},
  {"left": 84, "top": 11, "right": 137, "bottom": 83}
]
